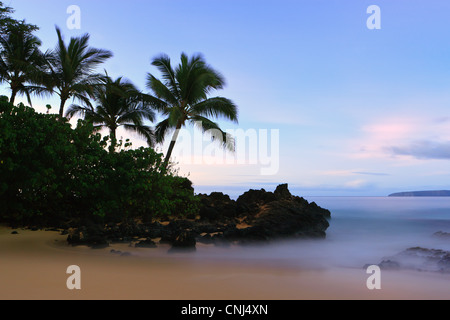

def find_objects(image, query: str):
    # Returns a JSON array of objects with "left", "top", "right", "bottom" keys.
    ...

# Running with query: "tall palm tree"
[
  {"left": 66, "top": 74, "right": 156, "bottom": 152},
  {"left": 0, "top": 25, "right": 47, "bottom": 105},
  {"left": 146, "top": 53, "right": 238, "bottom": 168},
  {"left": 45, "top": 26, "right": 112, "bottom": 119}
]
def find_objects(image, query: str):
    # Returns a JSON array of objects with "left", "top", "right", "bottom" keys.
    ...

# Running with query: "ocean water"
[
  {"left": 309, "top": 196, "right": 450, "bottom": 267},
  {"left": 188, "top": 196, "right": 450, "bottom": 271}
]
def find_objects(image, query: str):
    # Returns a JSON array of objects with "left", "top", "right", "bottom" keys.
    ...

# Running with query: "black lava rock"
[{"left": 169, "top": 230, "right": 197, "bottom": 252}]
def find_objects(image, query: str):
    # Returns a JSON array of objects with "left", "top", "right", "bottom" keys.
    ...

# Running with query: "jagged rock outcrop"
[
  {"left": 367, "top": 247, "right": 450, "bottom": 273},
  {"left": 197, "top": 183, "right": 331, "bottom": 244},
  {"left": 66, "top": 184, "right": 332, "bottom": 251}
]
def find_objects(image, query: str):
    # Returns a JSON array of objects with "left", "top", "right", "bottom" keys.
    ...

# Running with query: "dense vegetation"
[
  {"left": 0, "top": 98, "right": 199, "bottom": 227},
  {"left": 0, "top": 3, "right": 239, "bottom": 227}
]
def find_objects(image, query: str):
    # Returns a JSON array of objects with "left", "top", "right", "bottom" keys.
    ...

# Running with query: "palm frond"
[
  {"left": 190, "top": 115, "right": 235, "bottom": 152},
  {"left": 24, "top": 85, "right": 52, "bottom": 99},
  {"left": 151, "top": 53, "right": 180, "bottom": 99},
  {"left": 147, "top": 52, "right": 239, "bottom": 163},
  {"left": 119, "top": 104, "right": 156, "bottom": 124},
  {"left": 140, "top": 92, "right": 168, "bottom": 114},
  {"left": 65, "top": 103, "right": 94, "bottom": 119},
  {"left": 122, "top": 123, "right": 156, "bottom": 147},
  {"left": 175, "top": 52, "right": 226, "bottom": 105},
  {"left": 50, "top": 26, "right": 112, "bottom": 115},
  {"left": 0, "top": 26, "right": 48, "bottom": 103},
  {"left": 190, "top": 97, "right": 238, "bottom": 123},
  {"left": 146, "top": 73, "right": 178, "bottom": 107},
  {"left": 154, "top": 118, "right": 174, "bottom": 144}
]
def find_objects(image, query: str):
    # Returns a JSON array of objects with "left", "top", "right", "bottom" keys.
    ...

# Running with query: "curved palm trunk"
[
  {"left": 59, "top": 98, "right": 67, "bottom": 119},
  {"left": 10, "top": 89, "right": 17, "bottom": 105},
  {"left": 163, "top": 122, "right": 182, "bottom": 169}
]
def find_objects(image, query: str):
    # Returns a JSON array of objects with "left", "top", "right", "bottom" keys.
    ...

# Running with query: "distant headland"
[{"left": 388, "top": 190, "right": 450, "bottom": 197}]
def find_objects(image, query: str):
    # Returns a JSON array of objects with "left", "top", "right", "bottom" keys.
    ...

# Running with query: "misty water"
[{"left": 178, "top": 197, "right": 450, "bottom": 271}]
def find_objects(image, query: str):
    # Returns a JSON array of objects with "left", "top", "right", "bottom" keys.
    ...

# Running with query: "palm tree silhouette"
[
  {"left": 0, "top": 26, "right": 47, "bottom": 105},
  {"left": 44, "top": 26, "right": 112, "bottom": 119},
  {"left": 66, "top": 73, "right": 156, "bottom": 152},
  {"left": 146, "top": 53, "right": 238, "bottom": 168}
]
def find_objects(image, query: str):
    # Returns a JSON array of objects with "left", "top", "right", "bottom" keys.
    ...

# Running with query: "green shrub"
[{"left": 0, "top": 99, "right": 198, "bottom": 227}]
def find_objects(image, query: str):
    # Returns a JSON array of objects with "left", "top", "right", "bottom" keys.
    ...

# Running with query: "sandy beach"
[{"left": 0, "top": 225, "right": 449, "bottom": 300}]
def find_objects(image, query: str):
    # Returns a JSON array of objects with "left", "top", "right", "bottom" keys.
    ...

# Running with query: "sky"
[{"left": 2, "top": 0, "right": 450, "bottom": 197}]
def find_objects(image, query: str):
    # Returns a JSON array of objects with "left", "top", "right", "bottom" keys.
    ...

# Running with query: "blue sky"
[{"left": 3, "top": 0, "right": 450, "bottom": 197}]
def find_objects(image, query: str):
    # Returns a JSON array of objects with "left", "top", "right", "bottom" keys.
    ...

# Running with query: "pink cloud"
[{"left": 350, "top": 115, "right": 449, "bottom": 160}]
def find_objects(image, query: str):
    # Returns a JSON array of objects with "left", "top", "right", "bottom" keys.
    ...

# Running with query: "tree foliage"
[
  {"left": 0, "top": 98, "right": 198, "bottom": 227},
  {"left": 0, "top": 26, "right": 47, "bottom": 105},
  {"left": 146, "top": 53, "right": 239, "bottom": 167},
  {"left": 44, "top": 26, "right": 113, "bottom": 118},
  {"left": 66, "top": 73, "right": 156, "bottom": 152},
  {"left": 0, "top": 3, "right": 239, "bottom": 229},
  {"left": 0, "top": 2, "right": 38, "bottom": 36}
]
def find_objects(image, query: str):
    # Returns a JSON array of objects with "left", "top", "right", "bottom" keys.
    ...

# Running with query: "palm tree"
[
  {"left": 66, "top": 74, "right": 156, "bottom": 152},
  {"left": 0, "top": 2, "right": 38, "bottom": 37},
  {"left": 45, "top": 26, "right": 112, "bottom": 119},
  {"left": 146, "top": 53, "right": 238, "bottom": 168},
  {"left": 0, "top": 25, "right": 47, "bottom": 105}
]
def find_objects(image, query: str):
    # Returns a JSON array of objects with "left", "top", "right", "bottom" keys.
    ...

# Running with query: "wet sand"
[{"left": 1, "top": 226, "right": 449, "bottom": 300}]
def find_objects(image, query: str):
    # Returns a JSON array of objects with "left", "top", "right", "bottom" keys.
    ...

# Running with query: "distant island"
[{"left": 389, "top": 190, "right": 450, "bottom": 197}]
